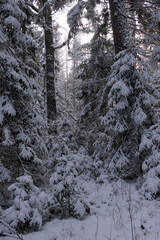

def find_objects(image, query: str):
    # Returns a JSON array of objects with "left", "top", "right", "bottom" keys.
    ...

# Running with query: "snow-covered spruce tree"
[
  {"left": 0, "top": 0, "right": 47, "bottom": 207},
  {"left": 1, "top": 175, "right": 50, "bottom": 234},
  {"left": 76, "top": 34, "right": 113, "bottom": 177},
  {"left": 48, "top": 119, "right": 92, "bottom": 219},
  {"left": 100, "top": 0, "right": 158, "bottom": 179},
  {"left": 138, "top": 50, "right": 160, "bottom": 199},
  {"left": 139, "top": 123, "right": 160, "bottom": 199},
  {"left": 67, "top": 1, "right": 114, "bottom": 159},
  {"left": 101, "top": 50, "right": 156, "bottom": 178},
  {"left": 77, "top": 34, "right": 113, "bottom": 153}
]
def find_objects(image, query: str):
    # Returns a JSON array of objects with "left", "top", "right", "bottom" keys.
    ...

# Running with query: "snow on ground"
[{"left": 1, "top": 179, "right": 160, "bottom": 240}]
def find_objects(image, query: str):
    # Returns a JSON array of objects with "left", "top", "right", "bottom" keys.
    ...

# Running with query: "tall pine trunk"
[
  {"left": 109, "top": 0, "right": 130, "bottom": 54},
  {"left": 41, "top": 0, "right": 57, "bottom": 127}
]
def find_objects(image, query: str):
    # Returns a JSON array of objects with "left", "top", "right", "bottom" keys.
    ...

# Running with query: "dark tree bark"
[
  {"left": 109, "top": 0, "right": 130, "bottom": 54},
  {"left": 41, "top": 0, "right": 57, "bottom": 125}
]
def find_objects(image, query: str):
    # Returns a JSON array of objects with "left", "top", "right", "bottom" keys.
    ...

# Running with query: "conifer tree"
[
  {"left": 100, "top": 0, "right": 158, "bottom": 179},
  {"left": 2, "top": 175, "right": 50, "bottom": 233},
  {"left": 0, "top": 0, "right": 46, "bottom": 207},
  {"left": 73, "top": 1, "right": 114, "bottom": 157}
]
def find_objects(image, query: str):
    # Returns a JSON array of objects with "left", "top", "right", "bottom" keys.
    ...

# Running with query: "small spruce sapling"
[
  {"left": 49, "top": 120, "right": 91, "bottom": 218},
  {"left": 50, "top": 156, "right": 90, "bottom": 219},
  {"left": 2, "top": 175, "right": 50, "bottom": 233}
]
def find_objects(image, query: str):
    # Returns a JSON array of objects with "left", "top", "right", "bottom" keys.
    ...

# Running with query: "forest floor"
[{"left": 1, "top": 179, "right": 160, "bottom": 240}]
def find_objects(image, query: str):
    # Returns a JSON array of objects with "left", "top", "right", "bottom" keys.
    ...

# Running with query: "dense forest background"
[{"left": 0, "top": 0, "right": 160, "bottom": 237}]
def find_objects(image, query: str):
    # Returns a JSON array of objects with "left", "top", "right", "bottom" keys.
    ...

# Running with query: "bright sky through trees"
[{"left": 55, "top": 6, "right": 92, "bottom": 44}]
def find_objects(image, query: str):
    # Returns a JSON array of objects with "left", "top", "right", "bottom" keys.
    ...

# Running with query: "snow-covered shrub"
[
  {"left": 48, "top": 119, "right": 91, "bottom": 218},
  {"left": 47, "top": 119, "right": 76, "bottom": 158},
  {"left": 47, "top": 119, "right": 91, "bottom": 174},
  {"left": 89, "top": 132, "right": 108, "bottom": 179},
  {"left": 50, "top": 155, "right": 90, "bottom": 218},
  {"left": 140, "top": 124, "right": 160, "bottom": 199},
  {"left": 2, "top": 175, "right": 50, "bottom": 233},
  {"left": 50, "top": 156, "right": 77, "bottom": 216}
]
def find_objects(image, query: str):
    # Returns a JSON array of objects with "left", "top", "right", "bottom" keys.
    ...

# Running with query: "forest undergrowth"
[{"left": 1, "top": 176, "right": 160, "bottom": 240}]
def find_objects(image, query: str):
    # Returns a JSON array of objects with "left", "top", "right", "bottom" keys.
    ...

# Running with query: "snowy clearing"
[{"left": 1, "top": 179, "right": 160, "bottom": 240}]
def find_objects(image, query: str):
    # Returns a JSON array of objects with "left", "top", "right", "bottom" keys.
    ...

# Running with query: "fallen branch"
[{"left": 52, "top": 40, "right": 68, "bottom": 50}]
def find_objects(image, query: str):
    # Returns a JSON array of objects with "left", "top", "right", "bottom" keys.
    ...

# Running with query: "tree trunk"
[
  {"left": 41, "top": 0, "right": 57, "bottom": 125},
  {"left": 109, "top": 0, "right": 130, "bottom": 54}
]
